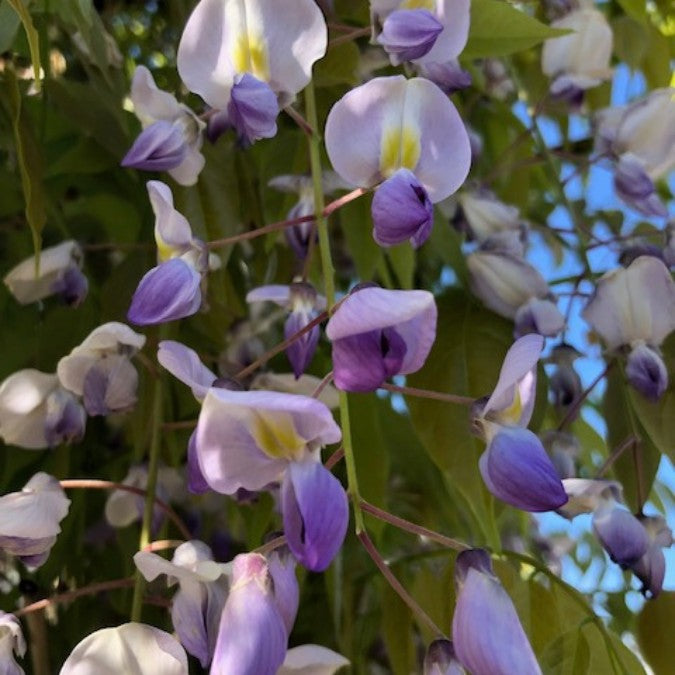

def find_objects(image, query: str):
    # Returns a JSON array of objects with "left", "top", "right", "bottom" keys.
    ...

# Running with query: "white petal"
[
  {"left": 167, "top": 145, "right": 206, "bottom": 187},
  {"left": 279, "top": 645, "right": 350, "bottom": 675},
  {"left": 558, "top": 478, "right": 623, "bottom": 519},
  {"left": 130, "top": 66, "right": 182, "bottom": 125},
  {"left": 246, "top": 285, "right": 292, "bottom": 307},
  {"left": 59, "top": 623, "right": 188, "bottom": 675},
  {"left": 147, "top": 181, "right": 193, "bottom": 255},
  {"left": 250, "top": 373, "right": 340, "bottom": 409},
  {"left": 415, "top": 0, "right": 471, "bottom": 64},
  {"left": 157, "top": 340, "right": 217, "bottom": 400}
]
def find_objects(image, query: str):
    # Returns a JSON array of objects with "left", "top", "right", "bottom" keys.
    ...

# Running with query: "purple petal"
[
  {"left": 418, "top": 60, "right": 472, "bottom": 95},
  {"left": 246, "top": 285, "right": 292, "bottom": 307},
  {"left": 284, "top": 311, "right": 320, "bottom": 379},
  {"left": 626, "top": 343, "right": 669, "bottom": 401},
  {"left": 211, "top": 554, "right": 287, "bottom": 675},
  {"left": 121, "top": 120, "right": 187, "bottom": 172},
  {"left": 51, "top": 266, "right": 88, "bottom": 307},
  {"left": 377, "top": 9, "right": 442, "bottom": 65},
  {"left": 206, "top": 109, "right": 231, "bottom": 144},
  {"left": 128, "top": 258, "right": 202, "bottom": 326},
  {"left": 614, "top": 155, "right": 668, "bottom": 218},
  {"left": 228, "top": 74, "right": 279, "bottom": 145},
  {"left": 452, "top": 550, "right": 542, "bottom": 675},
  {"left": 281, "top": 460, "right": 348, "bottom": 572},
  {"left": 81, "top": 355, "right": 139, "bottom": 416},
  {"left": 633, "top": 544, "right": 666, "bottom": 599},
  {"left": 267, "top": 547, "right": 299, "bottom": 634},
  {"left": 158, "top": 340, "right": 217, "bottom": 400},
  {"left": 372, "top": 168, "right": 434, "bottom": 248},
  {"left": 480, "top": 427, "right": 568, "bottom": 512},
  {"left": 187, "top": 431, "right": 210, "bottom": 495},
  {"left": 171, "top": 585, "right": 210, "bottom": 667},
  {"left": 592, "top": 505, "right": 650, "bottom": 567},
  {"left": 424, "top": 639, "right": 464, "bottom": 675},
  {"left": 44, "top": 389, "right": 86, "bottom": 447}
]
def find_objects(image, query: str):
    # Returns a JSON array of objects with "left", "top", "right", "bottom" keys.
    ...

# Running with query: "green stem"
[
  {"left": 304, "top": 78, "right": 364, "bottom": 534},
  {"left": 130, "top": 371, "right": 164, "bottom": 622}
]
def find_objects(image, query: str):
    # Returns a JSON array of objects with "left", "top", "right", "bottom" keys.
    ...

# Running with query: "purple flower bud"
[
  {"left": 592, "top": 504, "right": 649, "bottom": 567},
  {"left": 452, "top": 549, "right": 542, "bottom": 675},
  {"left": 51, "top": 266, "right": 88, "bottom": 307},
  {"left": 372, "top": 168, "right": 434, "bottom": 248},
  {"left": 227, "top": 73, "right": 279, "bottom": 146},
  {"left": 424, "top": 638, "right": 465, "bottom": 675},
  {"left": 377, "top": 9, "right": 443, "bottom": 65},
  {"left": 211, "top": 553, "right": 287, "bottom": 675},
  {"left": 626, "top": 343, "right": 669, "bottom": 401},
  {"left": 418, "top": 60, "right": 472, "bottom": 94},
  {"left": 44, "top": 388, "right": 86, "bottom": 447},
  {"left": 614, "top": 155, "right": 668, "bottom": 218},
  {"left": 281, "top": 460, "right": 348, "bottom": 572},
  {"left": 479, "top": 427, "right": 568, "bottom": 512},
  {"left": 284, "top": 284, "right": 322, "bottom": 379},
  {"left": 284, "top": 200, "right": 316, "bottom": 260},
  {"left": 121, "top": 119, "right": 187, "bottom": 172},
  {"left": 128, "top": 258, "right": 202, "bottom": 326},
  {"left": 633, "top": 515, "right": 672, "bottom": 598}
]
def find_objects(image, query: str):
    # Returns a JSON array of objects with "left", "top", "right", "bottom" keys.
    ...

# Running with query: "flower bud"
[
  {"left": 227, "top": 73, "right": 279, "bottom": 145},
  {"left": 424, "top": 639, "right": 465, "bottom": 675},
  {"left": 377, "top": 9, "right": 443, "bottom": 65},
  {"left": 626, "top": 342, "right": 668, "bottom": 401},
  {"left": 613, "top": 154, "right": 668, "bottom": 218},
  {"left": 592, "top": 503, "right": 649, "bottom": 567}
]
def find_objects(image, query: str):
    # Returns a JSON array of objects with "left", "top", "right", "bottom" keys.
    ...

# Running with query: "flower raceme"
[
  {"left": 324, "top": 75, "right": 471, "bottom": 247},
  {"left": 325, "top": 286, "right": 437, "bottom": 392},
  {"left": 177, "top": 0, "right": 327, "bottom": 144}
]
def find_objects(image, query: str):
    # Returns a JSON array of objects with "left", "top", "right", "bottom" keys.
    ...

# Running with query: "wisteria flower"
[
  {"left": 325, "top": 286, "right": 437, "bottom": 392},
  {"left": 475, "top": 334, "right": 568, "bottom": 512},
  {"left": 456, "top": 190, "right": 523, "bottom": 243},
  {"left": 452, "top": 549, "right": 542, "bottom": 675},
  {"left": 0, "top": 612, "right": 25, "bottom": 675},
  {"left": 0, "top": 473, "right": 70, "bottom": 569},
  {"left": 57, "top": 322, "right": 146, "bottom": 416},
  {"left": 251, "top": 372, "right": 340, "bottom": 409},
  {"left": 324, "top": 75, "right": 471, "bottom": 247},
  {"left": 121, "top": 66, "right": 205, "bottom": 186},
  {"left": 467, "top": 237, "right": 565, "bottom": 337},
  {"left": 3, "top": 240, "right": 87, "bottom": 307},
  {"left": 582, "top": 256, "right": 675, "bottom": 400},
  {"left": 279, "top": 644, "right": 350, "bottom": 674},
  {"left": 177, "top": 0, "right": 327, "bottom": 143},
  {"left": 59, "top": 623, "right": 188, "bottom": 675},
  {"left": 246, "top": 282, "right": 326, "bottom": 378},
  {"left": 370, "top": 0, "right": 470, "bottom": 68},
  {"left": 134, "top": 540, "right": 230, "bottom": 667},
  {"left": 541, "top": 6, "right": 613, "bottom": 104},
  {"left": 195, "top": 389, "right": 347, "bottom": 570},
  {"left": 0, "top": 369, "right": 85, "bottom": 450},
  {"left": 633, "top": 515, "right": 673, "bottom": 598},
  {"left": 423, "top": 639, "right": 464, "bottom": 675},
  {"left": 128, "top": 182, "right": 217, "bottom": 326}
]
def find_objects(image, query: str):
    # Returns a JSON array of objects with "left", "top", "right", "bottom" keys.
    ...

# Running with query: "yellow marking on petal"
[
  {"left": 380, "top": 125, "right": 421, "bottom": 178},
  {"left": 233, "top": 33, "right": 270, "bottom": 81},
  {"left": 154, "top": 231, "right": 179, "bottom": 263},
  {"left": 496, "top": 386, "right": 523, "bottom": 427},
  {"left": 250, "top": 412, "right": 307, "bottom": 461},
  {"left": 401, "top": 0, "right": 435, "bottom": 10}
]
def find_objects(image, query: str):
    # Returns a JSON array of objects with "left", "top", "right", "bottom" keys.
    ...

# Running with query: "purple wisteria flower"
[
  {"left": 59, "top": 623, "right": 188, "bottom": 675},
  {"left": 57, "top": 322, "right": 146, "bottom": 416},
  {"left": 0, "top": 612, "right": 25, "bottom": 675},
  {"left": 128, "top": 181, "right": 217, "bottom": 326},
  {"left": 325, "top": 286, "right": 437, "bottom": 392},
  {"left": 121, "top": 66, "right": 205, "bottom": 186},
  {"left": 3, "top": 240, "right": 88, "bottom": 307},
  {"left": 0, "top": 369, "right": 86, "bottom": 449},
  {"left": 376, "top": 9, "right": 443, "bottom": 65},
  {"left": 456, "top": 190, "right": 523, "bottom": 244},
  {"left": 424, "top": 639, "right": 465, "bottom": 675},
  {"left": 582, "top": 256, "right": 675, "bottom": 400},
  {"left": 0, "top": 473, "right": 70, "bottom": 569},
  {"left": 195, "top": 389, "right": 347, "bottom": 571},
  {"left": 177, "top": 0, "right": 327, "bottom": 143},
  {"left": 475, "top": 335, "right": 568, "bottom": 512},
  {"left": 633, "top": 515, "right": 673, "bottom": 598},
  {"left": 452, "top": 549, "right": 542, "bottom": 675},
  {"left": 325, "top": 76, "right": 471, "bottom": 247},
  {"left": 246, "top": 282, "right": 326, "bottom": 378}
]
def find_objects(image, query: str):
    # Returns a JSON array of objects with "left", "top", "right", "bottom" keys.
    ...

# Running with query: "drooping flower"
[
  {"left": 325, "top": 286, "right": 437, "bottom": 392},
  {"left": 475, "top": 335, "right": 568, "bottom": 512},
  {"left": 370, "top": 0, "right": 470, "bottom": 68},
  {"left": 121, "top": 66, "right": 205, "bottom": 186},
  {"left": 194, "top": 389, "right": 347, "bottom": 570},
  {"left": 134, "top": 540, "right": 230, "bottom": 668},
  {"left": 541, "top": 6, "right": 612, "bottom": 104},
  {"left": 0, "top": 369, "right": 86, "bottom": 450},
  {"left": 633, "top": 515, "right": 672, "bottom": 598},
  {"left": 278, "top": 644, "right": 350, "bottom": 674},
  {"left": 325, "top": 75, "right": 471, "bottom": 247},
  {"left": 246, "top": 282, "right": 326, "bottom": 378},
  {"left": 57, "top": 322, "right": 146, "bottom": 416},
  {"left": 0, "top": 473, "right": 70, "bottom": 569},
  {"left": 210, "top": 553, "right": 287, "bottom": 675},
  {"left": 456, "top": 191, "right": 523, "bottom": 244},
  {"left": 423, "top": 639, "right": 465, "bottom": 675},
  {"left": 0, "top": 612, "right": 25, "bottom": 675},
  {"left": 177, "top": 0, "right": 327, "bottom": 142},
  {"left": 452, "top": 549, "right": 542, "bottom": 675},
  {"left": 582, "top": 256, "right": 675, "bottom": 400},
  {"left": 467, "top": 236, "right": 564, "bottom": 337},
  {"left": 3, "top": 240, "right": 87, "bottom": 307},
  {"left": 593, "top": 501, "right": 650, "bottom": 568},
  {"left": 128, "top": 181, "right": 218, "bottom": 326},
  {"left": 59, "top": 623, "right": 188, "bottom": 675},
  {"left": 548, "top": 343, "right": 582, "bottom": 413}
]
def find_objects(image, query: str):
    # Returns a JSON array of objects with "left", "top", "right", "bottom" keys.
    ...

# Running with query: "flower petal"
[
  {"left": 377, "top": 9, "right": 442, "bottom": 65},
  {"left": 158, "top": 340, "right": 217, "bottom": 400},
  {"left": 279, "top": 644, "right": 350, "bottom": 675},
  {"left": 626, "top": 343, "right": 669, "bottom": 401},
  {"left": 121, "top": 120, "right": 187, "bottom": 172},
  {"left": 227, "top": 73, "right": 278, "bottom": 144},
  {"left": 592, "top": 504, "right": 649, "bottom": 567},
  {"left": 130, "top": 65, "right": 182, "bottom": 124},
  {"left": 147, "top": 181, "right": 193, "bottom": 255}
]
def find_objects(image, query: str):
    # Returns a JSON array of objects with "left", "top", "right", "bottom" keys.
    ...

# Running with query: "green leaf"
[
  {"left": 338, "top": 192, "right": 383, "bottom": 281},
  {"left": 637, "top": 592, "right": 675, "bottom": 675},
  {"left": 314, "top": 41, "right": 360, "bottom": 88},
  {"left": 6, "top": 0, "right": 41, "bottom": 90},
  {"left": 386, "top": 243, "right": 415, "bottom": 289},
  {"left": 611, "top": 17, "right": 648, "bottom": 69},
  {"left": 0, "top": 1, "right": 21, "bottom": 53},
  {"left": 615, "top": 0, "right": 647, "bottom": 23},
  {"left": 540, "top": 628, "right": 591, "bottom": 675},
  {"left": 407, "top": 289, "right": 514, "bottom": 536},
  {"left": 380, "top": 582, "right": 415, "bottom": 675},
  {"left": 2, "top": 66, "right": 46, "bottom": 260},
  {"left": 641, "top": 25, "right": 672, "bottom": 89},
  {"left": 464, "top": 0, "right": 570, "bottom": 58}
]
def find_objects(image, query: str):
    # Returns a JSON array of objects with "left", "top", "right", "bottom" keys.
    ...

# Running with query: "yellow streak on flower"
[
  {"left": 400, "top": 0, "right": 435, "bottom": 10},
  {"left": 154, "top": 232, "right": 176, "bottom": 263},
  {"left": 249, "top": 411, "right": 307, "bottom": 461},
  {"left": 231, "top": 0, "right": 270, "bottom": 82},
  {"left": 379, "top": 125, "right": 421, "bottom": 178},
  {"left": 496, "top": 386, "right": 523, "bottom": 427}
]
